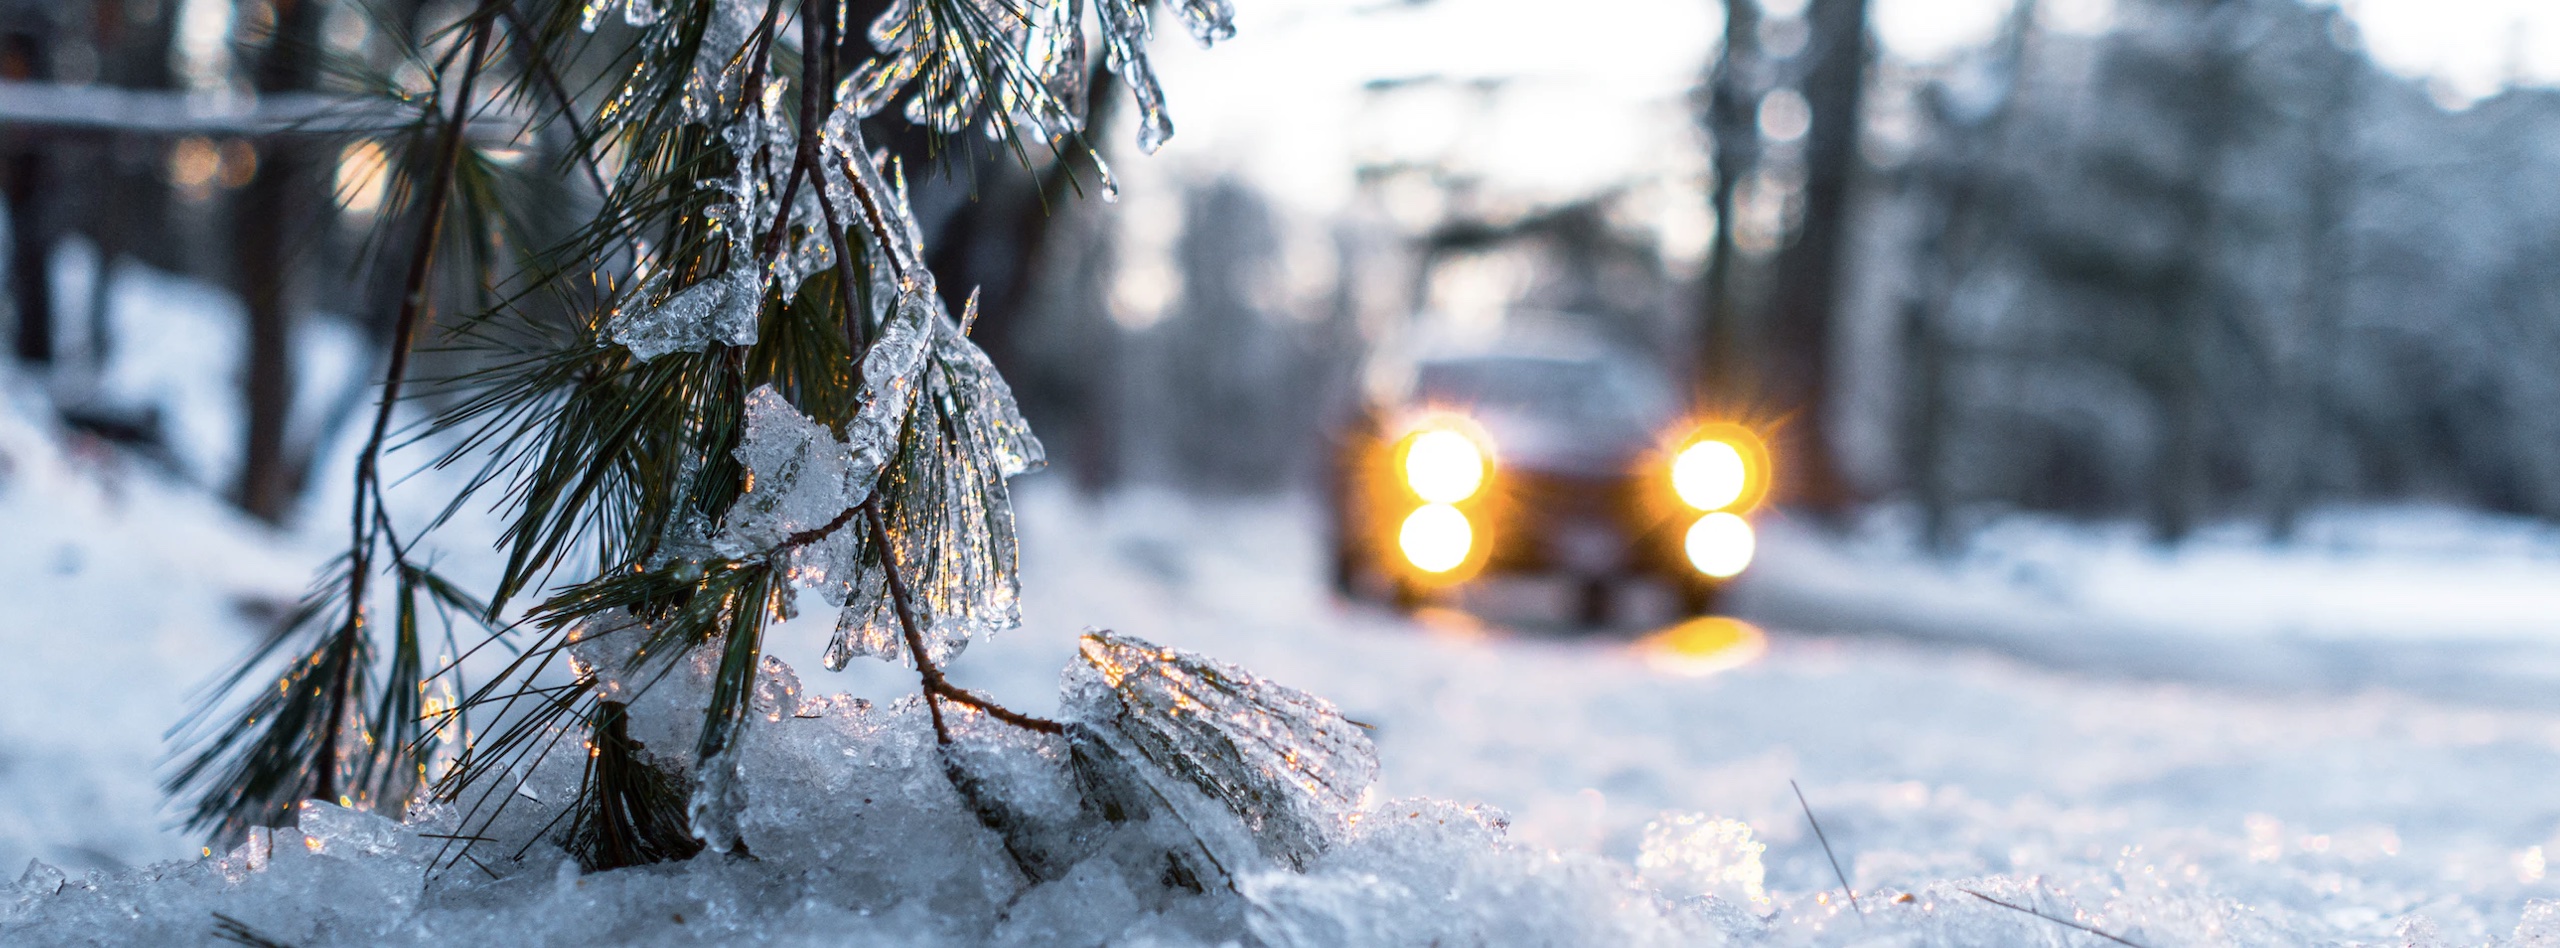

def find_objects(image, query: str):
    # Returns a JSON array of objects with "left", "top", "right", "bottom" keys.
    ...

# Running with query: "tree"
[
  {"left": 166, "top": 0, "right": 1311, "bottom": 880},
  {"left": 232, "top": 0, "right": 334, "bottom": 522},
  {"left": 1760, "top": 0, "right": 1869, "bottom": 515}
]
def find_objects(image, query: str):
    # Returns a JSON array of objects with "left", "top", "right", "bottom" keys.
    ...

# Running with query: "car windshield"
[{"left": 1413, "top": 356, "right": 1668, "bottom": 437}]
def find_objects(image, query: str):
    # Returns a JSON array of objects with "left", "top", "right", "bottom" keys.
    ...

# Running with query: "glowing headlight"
[
  {"left": 1398, "top": 503, "right": 1474, "bottom": 573},
  {"left": 1684, "top": 512, "right": 1756, "bottom": 578},
  {"left": 1672, "top": 439, "right": 1750, "bottom": 511},
  {"left": 1402, "top": 429, "right": 1487, "bottom": 504}
]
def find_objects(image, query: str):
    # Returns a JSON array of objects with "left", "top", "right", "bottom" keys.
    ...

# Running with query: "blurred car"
[{"left": 1327, "top": 350, "right": 1770, "bottom": 624}]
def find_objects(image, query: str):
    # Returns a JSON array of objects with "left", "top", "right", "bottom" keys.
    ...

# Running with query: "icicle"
[
  {"left": 1095, "top": 0, "right": 1175, "bottom": 153},
  {"left": 1063, "top": 630, "right": 1379, "bottom": 871},
  {"left": 687, "top": 736, "right": 750, "bottom": 853},
  {"left": 1036, "top": 0, "right": 1091, "bottom": 127},
  {"left": 1176, "top": 0, "right": 1236, "bottom": 46}
]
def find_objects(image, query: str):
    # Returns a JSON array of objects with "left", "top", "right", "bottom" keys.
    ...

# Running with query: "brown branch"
[
  {"left": 778, "top": 503, "right": 862, "bottom": 550},
  {"left": 318, "top": 1, "right": 499, "bottom": 806},
  {"left": 861, "top": 501, "right": 1063, "bottom": 743}
]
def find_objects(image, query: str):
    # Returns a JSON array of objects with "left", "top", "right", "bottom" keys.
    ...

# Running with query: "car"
[{"left": 1326, "top": 349, "right": 1771, "bottom": 624}]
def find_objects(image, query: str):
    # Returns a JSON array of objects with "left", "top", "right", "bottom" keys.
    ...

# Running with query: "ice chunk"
[
  {"left": 940, "top": 706, "right": 1091, "bottom": 882},
  {"left": 1634, "top": 813, "right": 1770, "bottom": 908},
  {"left": 295, "top": 799, "right": 413, "bottom": 859},
  {"left": 753, "top": 654, "right": 801, "bottom": 722},
  {"left": 1064, "top": 629, "right": 1379, "bottom": 870},
  {"left": 15, "top": 859, "right": 64, "bottom": 897},
  {"left": 717, "top": 385, "right": 867, "bottom": 556},
  {"left": 688, "top": 730, "right": 751, "bottom": 854}
]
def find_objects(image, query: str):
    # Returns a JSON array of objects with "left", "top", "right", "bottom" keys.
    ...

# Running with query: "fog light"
[
  {"left": 1398, "top": 503, "right": 1474, "bottom": 574},
  {"left": 1684, "top": 512, "right": 1755, "bottom": 578},
  {"left": 1672, "top": 439, "right": 1749, "bottom": 511}
]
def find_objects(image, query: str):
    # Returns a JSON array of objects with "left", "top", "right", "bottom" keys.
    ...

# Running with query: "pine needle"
[{"left": 211, "top": 912, "right": 297, "bottom": 948}]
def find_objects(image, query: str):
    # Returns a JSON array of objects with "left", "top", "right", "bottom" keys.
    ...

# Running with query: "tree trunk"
[
  {"left": 233, "top": 0, "right": 329, "bottom": 522},
  {"left": 1763, "top": 0, "right": 1871, "bottom": 514},
  {"left": 1698, "top": 0, "right": 1760, "bottom": 406},
  {"left": 3, "top": 24, "right": 52, "bottom": 366}
]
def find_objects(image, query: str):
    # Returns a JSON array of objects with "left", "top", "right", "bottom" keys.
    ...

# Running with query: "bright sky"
[
  {"left": 1136, "top": 0, "right": 2560, "bottom": 221},
  {"left": 1873, "top": 0, "right": 2560, "bottom": 102},
  {"left": 1104, "top": 0, "right": 2560, "bottom": 328}
]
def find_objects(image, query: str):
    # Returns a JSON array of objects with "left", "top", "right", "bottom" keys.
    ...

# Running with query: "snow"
[{"left": 21, "top": 268, "right": 2560, "bottom": 943}]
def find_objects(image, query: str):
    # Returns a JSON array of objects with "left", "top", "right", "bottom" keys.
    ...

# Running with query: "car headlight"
[
  {"left": 1684, "top": 512, "right": 1756, "bottom": 578},
  {"left": 1398, "top": 503, "right": 1475, "bottom": 573},
  {"left": 1401, "top": 428, "right": 1487, "bottom": 504},
  {"left": 1670, "top": 423, "right": 1768, "bottom": 512},
  {"left": 1672, "top": 439, "right": 1749, "bottom": 511}
]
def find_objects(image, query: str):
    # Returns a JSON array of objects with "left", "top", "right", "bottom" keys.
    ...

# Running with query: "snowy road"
[{"left": 14, "top": 385, "right": 2560, "bottom": 942}]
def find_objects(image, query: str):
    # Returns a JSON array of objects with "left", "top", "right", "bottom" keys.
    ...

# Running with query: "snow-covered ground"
[{"left": 15, "top": 266, "right": 2560, "bottom": 943}]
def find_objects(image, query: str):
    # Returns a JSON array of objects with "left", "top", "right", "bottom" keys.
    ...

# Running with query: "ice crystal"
[
  {"left": 15, "top": 859, "right": 64, "bottom": 897},
  {"left": 294, "top": 800, "right": 411, "bottom": 859},
  {"left": 1064, "top": 629, "right": 1379, "bottom": 871},
  {"left": 1635, "top": 814, "right": 1770, "bottom": 907}
]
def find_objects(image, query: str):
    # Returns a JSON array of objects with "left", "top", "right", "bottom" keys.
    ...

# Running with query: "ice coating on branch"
[
  {"left": 607, "top": 265, "right": 761, "bottom": 361},
  {"left": 772, "top": 185, "right": 837, "bottom": 303},
  {"left": 1064, "top": 629, "right": 1379, "bottom": 870},
  {"left": 840, "top": 0, "right": 986, "bottom": 134},
  {"left": 1027, "top": 0, "right": 1091, "bottom": 132},
  {"left": 577, "top": 0, "right": 664, "bottom": 31},
  {"left": 818, "top": 109, "right": 928, "bottom": 281},
  {"left": 1176, "top": 0, "right": 1237, "bottom": 46},
  {"left": 823, "top": 288, "right": 1045, "bottom": 669},
  {"left": 716, "top": 386, "right": 871, "bottom": 556}
]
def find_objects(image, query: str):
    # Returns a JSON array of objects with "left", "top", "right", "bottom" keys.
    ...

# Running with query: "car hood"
[{"left": 1474, "top": 408, "right": 1654, "bottom": 480}]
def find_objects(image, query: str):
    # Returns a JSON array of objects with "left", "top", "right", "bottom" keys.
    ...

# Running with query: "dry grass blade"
[
  {"left": 1961, "top": 888, "right": 2147, "bottom": 947},
  {"left": 1791, "top": 779, "right": 1863, "bottom": 924}
]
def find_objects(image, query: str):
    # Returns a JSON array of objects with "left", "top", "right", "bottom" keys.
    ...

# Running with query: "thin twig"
[
  {"left": 861, "top": 502, "right": 1064, "bottom": 742},
  {"left": 498, "top": 0, "right": 609, "bottom": 196},
  {"left": 1791, "top": 779, "right": 1863, "bottom": 924},
  {"left": 1961, "top": 888, "right": 2147, "bottom": 948},
  {"left": 319, "top": 3, "right": 500, "bottom": 805}
]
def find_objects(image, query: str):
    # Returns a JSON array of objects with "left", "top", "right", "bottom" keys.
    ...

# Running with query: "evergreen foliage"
[{"left": 166, "top": 0, "right": 1224, "bottom": 871}]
